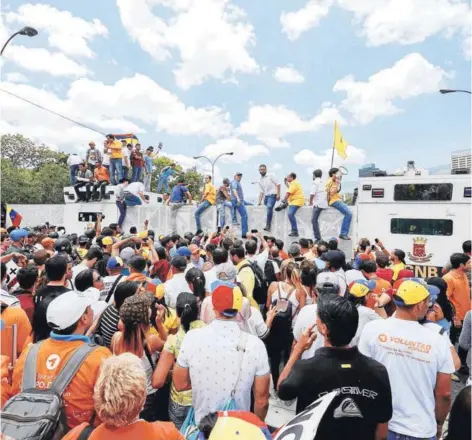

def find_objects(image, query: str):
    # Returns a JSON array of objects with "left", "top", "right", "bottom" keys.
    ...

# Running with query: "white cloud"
[
  {"left": 5, "top": 3, "right": 108, "bottom": 58},
  {"left": 273, "top": 65, "right": 305, "bottom": 83},
  {"left": 272, "top": 162, "right": 282, "bottom": 171},
  {"left": 4, "top": 72, "right": 28, "bottom": 83},
  {"left": 333, "top": 53, "right": 453, "bottom": 124},
  {"left": 200, "top": 138, "right": 269, "bottom": 163},
  {"left": 281, "top": 0, "right": 471, "bottom": 58},
  {"left": 4, "top": 46, "right": 88, "bottom": 77},
  {"left": 116, "top": 0, "right": 259, "bottom": 89},
  {"left": 294, "top": 145, "right": 366, "bottom": 174},
  {"left": 281, "top": 0, "right": 332, "bottom": 41},
  {"left": 239, "top": 103, "right": 345, "bottom": 147},
  {"left": 0, "top": 74, "right": 233, "bottom": 151}
]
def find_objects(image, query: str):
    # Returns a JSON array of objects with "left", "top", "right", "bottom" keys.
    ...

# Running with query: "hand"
[
  {"left": 266, "top": 305, "right": 278, "bottom": 326},
  {"left": 144, "top": 219, "right": 149, "bottom": 227},
  {"left": 436, "top": 423, "right": 443, "bottom": 439},
  {"left": 258, "top": 202, "right": 262, "bottom": 206},
  {"left": 453, "top": 317, "right": 462, "bottom": 328},
  {"left": 295, "top": 323, "right": 317, "bottom": 352},
  {"left": 276, "top": 195, "right": 280, "bottom": 201},
  {"left": 155, "top": 304, "right": 166, "bottom": 325},
  {"left": 97, "top": 213, "right": 102, "bottom": 220},
  {"left": 147, "top": 238, "right": 154, "bottom": 247},
  {"left": 377, "top": 240, "right": 384, "bottom": 248}
]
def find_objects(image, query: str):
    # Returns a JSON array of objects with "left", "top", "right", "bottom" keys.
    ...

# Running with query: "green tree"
[
  {"left": 1, "top": 160, "right": 37, "bottom": 204},
  {"left": 32, "top": 164, "right": 69, "bottom": 204}
]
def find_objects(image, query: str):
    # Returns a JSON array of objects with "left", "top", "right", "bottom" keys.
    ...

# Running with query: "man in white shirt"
[
  {"left": 258, "top": 164, "right": 280, "bottom": 232},
  {"left": 174, "top": 284, "right": 270, "bottom": 424},
  {"left": 319, "top": 250, "right": 347, "bottom": 295},
  {"left": 309, "top": 169, "right": 328, "bottom": 241},
  {"left": 359, "top": 279, "right": 455, "bottom": 440},
  {"left": 163, "top": 256, "right": 192, "bottom": 308},
  {"left": 123, "top": 181, "right": 148, "bottom": 206},
  {"left": 67, "top": 153, "right": 83, "bottom": 185},
  {"left": 122, "top": 141, "right": 131, "bottom": 180}
]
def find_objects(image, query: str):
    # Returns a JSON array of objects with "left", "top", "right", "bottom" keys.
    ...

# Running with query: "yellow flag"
[{"left": 333, "top": 121, "right": 348, "bottom": 159}]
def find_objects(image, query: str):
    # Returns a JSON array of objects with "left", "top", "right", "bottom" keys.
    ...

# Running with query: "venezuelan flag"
[{"left": 6, "top": 206, "right": 23, "bottom": 227}]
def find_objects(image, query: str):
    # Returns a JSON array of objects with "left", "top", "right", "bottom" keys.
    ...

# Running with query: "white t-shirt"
[
  {"left": 423, "top": 322, "right": 453, "bottom": 346},
  {"left": 292, "top": 304, "right": 324, "bottom": 360},
  {"left": 177, "top": 319, "right": 270, "bottom": 424},
  {"left": 164, "top": 273, "right": 192, "bottom": 308},
  {"left": 350, "top": 305, "right": 382, "bottom": 346},
  {"left": 204, "top": 267, "right": 217, "bottom": 292},
  {"left": 358, "top": 317, "right": 455, "bottom": 438},
  {"left": 310, "top": 178, "right": 328, "bottom": 208},
  {"left": 345, "top": 269, "right": 366, "bottom": 286},
  {"left": 247, "top": 250, "right": 269, "bottom": 272},
  {"left": 122, "top": 147, "right": 130, "bottom": 167},
  {"left": 247, "top": 306, "right": 269, "bottom": 339},
  {"left": 102, "top": 151, "right": 110, "bottom": 166},
  {"left": 67, "top": 154, "right": 82, "bottom": 166},
  {"left": 126, "top": 182, "right": 145, "bottom": 196},
  {"left": 258, "top": 173, "right": 279, "bottom": 197}
]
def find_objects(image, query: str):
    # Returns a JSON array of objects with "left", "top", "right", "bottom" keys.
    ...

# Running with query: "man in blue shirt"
[
  {"left": 230, "top": 172, "right": 249, "bottom": 238},
  {"left": 169, "top": 177, "right": 192, "bottom": 233},
  {"left": 143, "top": 146, "right": 158, "bottom": 191},
  {"left": 157, "top": 162, "right": 177, "bottom": 193}
]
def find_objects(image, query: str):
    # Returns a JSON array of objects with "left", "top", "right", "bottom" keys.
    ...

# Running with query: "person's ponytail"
[
  {"left": 185, "top": 268, "right": 206, "bottom": 303},
  {"left": 176, "top": 292, "right": 198, "bottom": 333}
]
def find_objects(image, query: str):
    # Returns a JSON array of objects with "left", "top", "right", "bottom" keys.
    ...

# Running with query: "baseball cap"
[
  {"left": 47, "top": 291, "right": 94, "bottom": 330},
  {"left": 171, "top": 256, "right": 188, "bottom": 271},
  {"left": 78, "top": 235, "right": 89, "bottom": 244},
  {"left": 321, "top": 250, "right": 344, "bottom": 266},
  {"left": 348, "top": 279, "right": 376, "bottom": 298},
  {"left": 120, "top": 247, "right": 135, "bottom": 263},
  {"left": 235, "top": 172, "right": 243, "bottom": 176},
  {"left": 10, "top": 229, "right": 28, "bottom": 241},
  {"left": 189, "top": 244, "right": 200, "bottom": 255},
  {"left": 102, "top": 236, "right": 115, "bottom": 246},
  {"left": 107, "top": 256, "right": 124, "bottom": 270},
  {"left": 146, "top": 146, "right": 154, "bottom": 151},
  {"left": 177, "top": 246, "right": 191, "bottom": 257},
  {"left": 393, "top": 278, "right": 439, "bottom": 306},
  {"left": 212, "top": 284, "right": 243, "bottom": 317},
  {"left": 215, "top": 263, "right": 237, "bottom": 281},
  {"left": 316, "top": 272, "right": 340, "bottom": 289}
]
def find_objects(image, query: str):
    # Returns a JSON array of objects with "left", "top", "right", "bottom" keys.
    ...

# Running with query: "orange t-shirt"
[
  {"left": 94, "top": 166, "right": 110, "bottom": 183},
  {"left": 1, "top": 306, "right": 32, "bottom": 359},
  {"left": 63, "top": 421, "right": 185, "bottom": 440},
  {"left": 366, "top": 277, "right": 393, "bottom": 310},
  {"left": 443, "top": 269, "right": 472, "bottom": 320},
  {"left": 10, "top": 339, "right": 111, "bottom": 428}
]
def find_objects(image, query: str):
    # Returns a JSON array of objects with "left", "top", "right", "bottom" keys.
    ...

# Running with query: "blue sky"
[{"left": 1, "top": 0, "right": 471, "bottom": 197}]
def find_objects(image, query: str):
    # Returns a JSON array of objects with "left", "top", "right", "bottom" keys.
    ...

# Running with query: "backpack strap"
[
  {"left": 230, "top": 331, "right": 248, "bottom": 397},
  {"left": 22, "top": 341, "right": 44, "bottom": 391},
  {"left": 78, "top": 424, "right": 95, "bottom": 440},
  {"left": 51, "top": 343, "right": 97, "bottom": 396},
  {"left": 237, "top": 264, "right": 251, "bottom": 274},
  {"left": 105, "top": 274, "right": 124, "bottom": 303}
]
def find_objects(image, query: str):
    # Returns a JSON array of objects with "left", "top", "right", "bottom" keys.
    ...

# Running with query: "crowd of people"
[{"left": 0, "top": 213, "right": 470, "bottom": 439}]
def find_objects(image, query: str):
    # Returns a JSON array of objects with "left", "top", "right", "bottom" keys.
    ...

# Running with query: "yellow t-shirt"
[
  {"left": 391, "top": 262, "right": 406, "bottom": 282},
  {"left": 287, "top": 180, "right": 305, "bottom": 206},
  {"left": 326, "top": 177, "right": 341, "bottom": 205},
  {"left": 164, "top": 320, "right": 206, "bottom": 406},
  {"left": 149, "top": 308, "right": 180, "bottom": 335},
  {"left": 204, "top": 183, "right": 216, "bottom": 205},
  {"left": 109, "top": 140, "right": 123, "bottom": 160}
]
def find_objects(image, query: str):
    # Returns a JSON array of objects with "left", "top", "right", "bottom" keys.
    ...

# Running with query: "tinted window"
[
  {"left": 390, "top": 219, "right": 453, "bottom": 236},
  {"left": 394, "top": 184, "right": 453, "bottom": 201}
]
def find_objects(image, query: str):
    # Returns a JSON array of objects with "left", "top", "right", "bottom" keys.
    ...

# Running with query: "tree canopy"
[{"left": 1, "top": 134, "right": 204, "bottom": 204}]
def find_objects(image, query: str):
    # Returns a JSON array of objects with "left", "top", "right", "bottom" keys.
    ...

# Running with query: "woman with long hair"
[
  {"left": 151, "top": 247, "right": 170, "bottom": 283},
  {"left": 111, "top": 294, "right": 168, "bottom": 422},
  {"left": 425, "top": 277, "right": 454, "bottom": 332},
  {"left": 152, "top": 292, "right": 205, "bottom": 429},
  {"left": 185, "top": 268, "right": 207, "bottom": 303}
]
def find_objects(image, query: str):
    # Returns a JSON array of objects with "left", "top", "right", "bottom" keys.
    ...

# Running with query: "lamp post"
[
  {"left": 193, "top": 152, "right": 234, "bottom": 182},
  {"left": 439, "top": 89, "right": 471, "bottom": 95},
  {"left": 1, "top": 27, "right": 38, "bottom": 56}
]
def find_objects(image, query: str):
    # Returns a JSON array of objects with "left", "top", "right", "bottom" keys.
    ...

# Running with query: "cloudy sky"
[{"left": 1, "top": 0, "right": 471, "bottom": 196}]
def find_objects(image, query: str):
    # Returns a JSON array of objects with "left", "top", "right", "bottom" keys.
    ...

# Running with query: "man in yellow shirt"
[
  {"left": 230, "top": 246, "right": 257, "bottom": 308},
  {"left": 105, "top": 134, "right": 123, "bottom": 185},
  {"left": 284, "top": 172, "right": 305, "bottom": 237},
  {"left": 326, "top": 167, "right": 352, "bottom": 240},
  {"left": 194, "top": 175, "right": 216, "bottom": 234}
]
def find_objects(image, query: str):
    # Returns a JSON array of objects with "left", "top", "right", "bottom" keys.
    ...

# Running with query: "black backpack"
[
  {"left": 1, "top": 341, "right": 97, "bottom": 440},
  {"left": 270, "top": 283, "right": 293, "bottom": 335},
  {"left": 239, "top": 261, "right": 267, "bottom": 305}
]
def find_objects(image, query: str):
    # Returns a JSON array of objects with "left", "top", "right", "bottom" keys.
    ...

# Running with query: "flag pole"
[{"left": 330, "top": 121, "right": 336, "bottom": 168}]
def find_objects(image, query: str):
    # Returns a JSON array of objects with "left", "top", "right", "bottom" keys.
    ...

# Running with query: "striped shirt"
[{"left": 96, "top": 305, "right": 120, "bottom": 348}]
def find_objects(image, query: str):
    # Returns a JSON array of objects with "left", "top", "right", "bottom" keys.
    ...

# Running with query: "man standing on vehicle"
[
  {"left": 310, "top": 169, "right": 328, "bottom": 241},
  {"left": 258, "top": 164, "right": 280, "bottom": 233},
  {"left": 195, "top": 175, "right": 216, "bottom": 234},
  {"left": 144, "top": 146, "right": 158, "bottom": 191},
  {"left": 230, "top": 172, "right": 249, "bottom": 238},
  {"left": 157, "top": 163, "right": 178, "bottom": 194},
  {"left": 85, "top": 141, "right": 102, "bottom": 172},
  {"left": 359, "top": 279, "right": 454, "bottom": 440},
  {"left": 170, "top": 177, "right": 192, "bottom": 234},
  {"left": 326, "top": 167, "right": 352, "bottom": 240},
  {"left": 283, "top": 172, "right": 305, "bottom": 238},
  {"left": 106, "top": 134, "right": 123, "bottom": 185},
  {"left": 215, "top": 178, "right": 234, "bottom": 230},
  {"left": 121, "top": 141, "right": 130, "bottom": 180}
]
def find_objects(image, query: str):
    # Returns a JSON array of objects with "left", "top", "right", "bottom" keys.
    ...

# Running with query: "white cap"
[
  {"left": 47, "top": 291, "right": 94, "bottom": 330},
  {"left": 316, "top": 272, "right": 340, "bottom": 287},
  {"left": 77, "top": 287, "right": 100, "bottom": 304}
]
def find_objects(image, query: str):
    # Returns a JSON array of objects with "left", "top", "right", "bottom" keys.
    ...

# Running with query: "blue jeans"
[
  {"left": 387, "top": 431, "right": 435, "bottom": 440},
  {"left": 116, "top": 201, "right": 127, "bottom": 227},
  {"left": 231, "top": 199, "right": 248, "bottom": 236},
  {"left": 331, "top": 200, "right": 352, "bottom": 236},
  {"left": 157, "top": 177, "right": 169, "bottom": 193},
  {"left": 131, "top": 167, "right": 142, "bottom": 183},
  {"left": 312, "top": 207, "right": 324, "bottom": 240},
  {"left": 69, "top": 164, "right": 79, "bottom": 185},
  {"left": 124, "top": 193, "right": 142, "bottom": 206},
  {"left": 109, "top": 159, "right": 123, "bottom": 185},
  {"left": 217, "top": 201, "right": 234, "bottom": 227},
  {"left": 264, "top": 194, "right": 277, "bottom": 227},
  {"left": 288, "top": 205, "right": 300, "bottom": 233},
  {"left": 122, "top": 166, "right": 129, "bottom": 180},
  {"left": 195, "top": 200, "right": 212, "bottom": 231}
]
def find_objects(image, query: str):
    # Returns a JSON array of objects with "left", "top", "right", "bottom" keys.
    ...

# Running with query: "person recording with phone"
[
  {"left": 326, "top": 167, "right": 352, "bottom": 240},
  {"left": 277, "top": 295, "right": 392, "bottom": 440}
]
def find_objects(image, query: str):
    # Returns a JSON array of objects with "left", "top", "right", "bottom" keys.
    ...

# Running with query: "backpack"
[
  {"left": 270, "top": 283, "right": 293, "bottom": 336},
  {"left": 1, "top": 341, "right": 97, "bottom": 440},
  {"left": 264, "top": 260, "right": 277, "bottom": 285},
  {"left": 239, "top": 261, "right": 267, "bottom": 305}
]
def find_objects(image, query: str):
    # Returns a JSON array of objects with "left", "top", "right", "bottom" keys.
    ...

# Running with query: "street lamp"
[
  {"left": 1, "top": 27, "right": 38, "bottom": 56},
  {"left": 439, "top": 89, "right": 471, "bottom": 95},
  {"left": 193, "top": 152, "right": 234, "bottom": 182}
]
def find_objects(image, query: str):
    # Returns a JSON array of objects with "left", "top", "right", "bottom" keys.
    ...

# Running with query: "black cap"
[
  {"left": 78, "top": 235, "right": 89, "bottom": 244},
  {"left": 320, "top": 250, "right": 345, "bottom": 266},
  {"left": 235, "top": 172, "right": 243, "bottom": 176},
  {"left": 146, "top": 146, "right": 154, "bottom": 151},
  {"left": 171, "top": 256, "right": 187, "bottom": 271}
]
